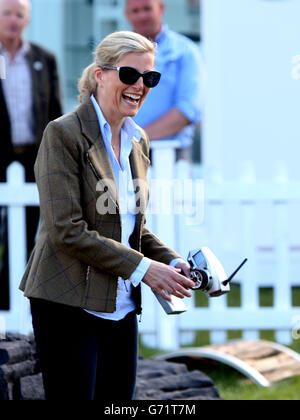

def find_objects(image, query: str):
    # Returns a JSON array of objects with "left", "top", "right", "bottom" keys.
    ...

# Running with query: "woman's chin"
[
  {"left": 120, "top": 98, "right": 143, "bottom": 117},
  {"left": 122, "top": 106, "right": 140, "bottom": 118}
]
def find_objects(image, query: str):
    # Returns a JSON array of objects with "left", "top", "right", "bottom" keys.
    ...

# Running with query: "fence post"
[
  {"left": 148, "top": 140, "right": 181, "bottom": 350},
  {"left": 274, "top": 200, "right": 291, "bottom": 344},
  {"left": 209, "top": 198, "right": 228, "bottom": 344},
  {"left": 240, "top": 165, "right": 260, "bottom": 341},
  {"left": 6, "top": 163, "right": 31, "bottom": 334},
  {"left": 273, "top": 167, "right": 292, "bottom": 344}
]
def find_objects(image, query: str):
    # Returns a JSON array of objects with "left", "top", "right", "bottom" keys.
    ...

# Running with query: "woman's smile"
[{"left": 122, "top": 92, "right": 142, "bottom": 105}]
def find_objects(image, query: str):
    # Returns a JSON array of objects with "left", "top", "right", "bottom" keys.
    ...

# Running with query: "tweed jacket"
[
  {"left": 19, "top": 99, "right": 182, "bottom": 314},
  {"left": 0, "top": 42, "right": 62, "bottom": 165}
]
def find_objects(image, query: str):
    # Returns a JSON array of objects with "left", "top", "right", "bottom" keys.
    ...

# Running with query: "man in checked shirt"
[{"left": 0, "top": 0, "right": 62, "bottom": 309}]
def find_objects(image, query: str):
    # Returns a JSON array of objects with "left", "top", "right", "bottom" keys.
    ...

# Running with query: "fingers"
[
  {"left": 160, "top": 290, "right": 172, "bottom": 302},
  {"left": 172, "top": 285, "right": 192, "bottom": 298},
  {"left": 158, "top": 287, "right": 188, "bottom": 302},
  {"left": 166, "top": 279, "right": 192, "bottom": 297},
  {"left": 156, "top": 271, "right": 194, "bottom": 299},
  {"left": 174, "top": 262, "right": 191, "bottom": 280},
  {"left": 159, "top": 289, "right": 185, "bottom": 302},
  {"left": 171, "top": 270, "right": 195, "bottom": 291},
  {"left": 180, "top": 266, "right": 191, "bottom": 279},
  {"left": 143, "top": 261, "right": 195, "bottom": 300}
]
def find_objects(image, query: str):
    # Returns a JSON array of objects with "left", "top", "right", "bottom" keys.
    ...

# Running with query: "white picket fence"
[
  {"left": 1, "top": 141, "right": 300, "bottom": 350},
  {"left": 0, "top": 162, "right": 38, "bottom": 336}
]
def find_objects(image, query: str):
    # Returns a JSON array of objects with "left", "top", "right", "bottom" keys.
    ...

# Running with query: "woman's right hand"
[{"left": 142, "top": 261, "right": 195, "bottom": 302}]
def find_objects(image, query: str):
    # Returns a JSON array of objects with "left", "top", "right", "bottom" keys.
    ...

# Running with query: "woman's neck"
[{"left": 97, "top": 96, "right": 125, "bottom": 136}]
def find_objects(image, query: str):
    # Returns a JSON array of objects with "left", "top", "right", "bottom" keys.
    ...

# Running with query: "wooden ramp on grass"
[{"left": 156, "top": 340, "right": 300, "bottom": 387}]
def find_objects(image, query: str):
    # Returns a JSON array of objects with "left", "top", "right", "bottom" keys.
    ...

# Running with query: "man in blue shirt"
[{"left": 125, "top": 0, "right": 203, "bottom": 161}]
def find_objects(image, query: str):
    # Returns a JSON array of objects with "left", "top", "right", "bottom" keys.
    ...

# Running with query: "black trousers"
[
  {"left": 30, "top": 298, "right": 139, "bottom": 401},
  {"left": 0, "top": 146, "right": 39, "bottom": 309}
]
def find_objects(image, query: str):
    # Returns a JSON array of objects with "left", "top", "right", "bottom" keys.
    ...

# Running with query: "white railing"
[
  {"left": 1, "top": 142, "right": 300, "bottom": 351},
  {"left": 0, "top": 162, "right": 38, "bottom": 336}
]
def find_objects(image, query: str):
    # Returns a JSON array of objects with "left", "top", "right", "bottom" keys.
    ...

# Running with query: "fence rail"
[{"left": 1, "top": 142, "right": 300, "bottom": 350}]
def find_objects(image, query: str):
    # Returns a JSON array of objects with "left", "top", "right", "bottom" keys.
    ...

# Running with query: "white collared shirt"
[
  {"left": 0, "top": 41, "right": 35, "bottom": 146},
  {"left": 86, "top": 95, "right": 152, "bottom": 321}
]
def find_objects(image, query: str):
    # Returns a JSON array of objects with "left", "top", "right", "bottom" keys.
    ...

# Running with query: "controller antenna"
[{"left": 222, "top": 259, "right": 248, "bottom": 286}]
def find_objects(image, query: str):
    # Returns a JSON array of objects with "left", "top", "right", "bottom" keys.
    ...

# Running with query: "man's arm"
[
  {"left": 144, "top": 107, "right": 190, "bottom": 141},
  {"left": 145, "top": 40, "right": 203, "bottom": 141}
]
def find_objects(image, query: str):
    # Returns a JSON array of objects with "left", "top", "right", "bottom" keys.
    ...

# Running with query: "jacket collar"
[{"left": 76, "top": 98, "right": 103, "bottom": 147}]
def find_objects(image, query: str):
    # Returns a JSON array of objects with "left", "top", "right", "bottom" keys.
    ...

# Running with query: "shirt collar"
[
  {"left": 0, "top": 40, "right": 30, "bottom": 59},
  {"left": 90, "top": 94, "right": 142, "bottom": 143},
  {"left": 154, "top": 24, "right": 169, "bottom": 44},
  {"left": 122, "top": 115, "right": 142, "bottom": 143}
]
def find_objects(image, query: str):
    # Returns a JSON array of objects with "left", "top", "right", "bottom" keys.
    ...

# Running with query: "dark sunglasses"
[{"left": 100, "top": 66, "right": 161, "bottom": 88}]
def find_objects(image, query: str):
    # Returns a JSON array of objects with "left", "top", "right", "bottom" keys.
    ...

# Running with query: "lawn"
[{"left": 139, "top": 285, "right": 300, "bottom": 401}]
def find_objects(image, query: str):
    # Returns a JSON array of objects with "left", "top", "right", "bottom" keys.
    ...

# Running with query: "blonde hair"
[{"left": 78, "top": 31, "right": 156, "bottom": 104}]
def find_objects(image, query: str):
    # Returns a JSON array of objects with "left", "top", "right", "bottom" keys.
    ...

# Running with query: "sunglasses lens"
[
  {"left": 119, "top": 67, "right": 140, "bottom": 85},
  {"left": 118, "top": 67, "right": 161, "bottom": 88},
  {"left": 144, "top": 71, "right": 161, "bottom": 88}
]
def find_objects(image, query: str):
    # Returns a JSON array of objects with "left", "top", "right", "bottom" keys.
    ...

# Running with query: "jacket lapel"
[
  {"left": 77, "top": 100, "right": 119, "bottom": 207},
  {"left": 0, "top": 80, "right": 12, "bottom": 150},
  {"left": 0, "top": 80, "right": 7, "bottom": 115},
  {"left": 26, "top": 44, "right": 40, "bottom": 118}
]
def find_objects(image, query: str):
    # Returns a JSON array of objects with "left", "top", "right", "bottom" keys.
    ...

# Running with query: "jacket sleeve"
[
  {"left": 140, "top": 224, "right": 182, "bottom": 265},
  {"left": 35, "top": 120, "right": 145, "bottom": 280}
]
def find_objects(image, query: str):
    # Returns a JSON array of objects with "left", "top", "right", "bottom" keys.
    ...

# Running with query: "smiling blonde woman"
[{"left": 20, "top": 31, "right": 194, "bottom": 401}]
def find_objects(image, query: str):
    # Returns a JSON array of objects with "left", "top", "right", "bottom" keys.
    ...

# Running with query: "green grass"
[{"left": 139, "top": 285, "right": 300, "bottom": 400}]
